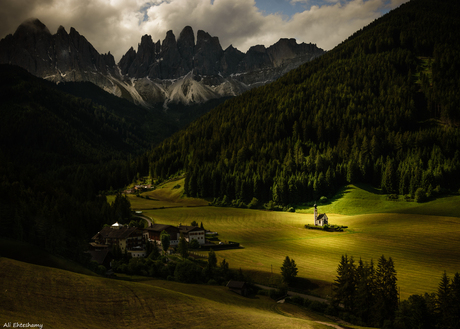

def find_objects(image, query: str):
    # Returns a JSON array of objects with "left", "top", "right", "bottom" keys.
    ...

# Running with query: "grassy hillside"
[
  {"left": 297, "top": 184, "right": 460, "bottom": 216},
  {"left": 132, "top": 182, "right": 460, "bottom": 300},
  {"left": 0, "top": 257, "right": 349, "bottom": 329},
  {"left": 0, "top": 238, "right": 96, "bottom": 276}
]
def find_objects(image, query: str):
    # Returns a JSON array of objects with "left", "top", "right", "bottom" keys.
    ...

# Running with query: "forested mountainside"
[
  {"left": 145, "top": 0, "right": 460, "bottom": 207},
  {"left": 0, "top": 65, "right": 150, "bottom": 260}
]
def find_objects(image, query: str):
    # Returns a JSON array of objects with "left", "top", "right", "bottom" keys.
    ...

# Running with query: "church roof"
[{"left": 317, "top": 213, "right": 327, "bottom": 220}]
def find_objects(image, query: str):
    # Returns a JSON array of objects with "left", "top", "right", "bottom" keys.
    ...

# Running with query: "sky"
[{"left": 0, "top": 0, "right": 409, "bottom": 62}]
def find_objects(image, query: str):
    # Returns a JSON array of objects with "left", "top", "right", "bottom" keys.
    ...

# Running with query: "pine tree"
[
  {"left": 437, "top": 271, "right": 452, "bottom": 328},
  {"left": 160, "top": 230, "right": 170, "bottom": 255},
  {"left": 450, "top": 272, "right": 460, "bottom": 329},
  {"left": 374, "top": 255, "right": 398, "bottom": 327},
  {"left": 354, "top": 259, "right": 375, "bottom": 325},
  {"left": 177, "top": 232, "right": 188, "bottom": 259},
  {"left": 333, "top": 255, "right": 357, "bottom": 312},
  {"left": 280, "top": 256, "right": 298, "bottom": 285}
]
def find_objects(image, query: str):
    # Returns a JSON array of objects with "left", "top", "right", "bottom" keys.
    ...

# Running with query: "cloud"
[{"left": 0, "top": 0, "right": 409, "bottom": 62}]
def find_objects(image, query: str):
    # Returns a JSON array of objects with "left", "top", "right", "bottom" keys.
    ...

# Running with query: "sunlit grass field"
[
  {"left": 131, "top": 181, "right": 460, "bottom": 300},
  {"left": 0, "top": 257, "right": 345, "bottom": 329}
]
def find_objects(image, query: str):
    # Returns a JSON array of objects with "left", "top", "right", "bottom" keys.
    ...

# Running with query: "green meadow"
[
  {"left": 131, "top": 181, "right": 460, "bottom": 300},
  {"left": 0, "top": 257, "right": 349, "bottom": 329}
]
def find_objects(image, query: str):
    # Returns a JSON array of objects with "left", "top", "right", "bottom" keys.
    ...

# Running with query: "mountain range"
[{"left": 0, "top": 19, "right": 324, "bottom": 108}]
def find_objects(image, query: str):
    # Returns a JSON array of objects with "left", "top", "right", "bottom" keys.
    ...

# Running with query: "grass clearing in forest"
[{"left": 138, "top": 183, "right": 460, "bottom": 300}]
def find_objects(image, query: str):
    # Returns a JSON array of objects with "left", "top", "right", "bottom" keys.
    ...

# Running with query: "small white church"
[{"left": 314, "top": 204, "right": 328, "bottom": 226}]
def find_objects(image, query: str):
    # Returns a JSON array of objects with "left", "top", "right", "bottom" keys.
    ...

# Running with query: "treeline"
[
  {"left": 143, "top": 0, "right": 460, "bottom": 207},
  {"left": 331, "top": 254, "right": 460, "bottom": 329},
  {"left": 111, "top": 247, "right": 252, "bottom": 288},
  {"left": 332, "top": 255, "right": 398, "bottom": 327},
  {"left": 396, "top": 271, "right": 460, "bottom": 329}
]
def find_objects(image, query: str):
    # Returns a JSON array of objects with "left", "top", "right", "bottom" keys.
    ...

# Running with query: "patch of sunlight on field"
[
  {"left": 127, "top": 181, "right": 460, "bottom": 301},
  {"left": 108, "top": 178, "right": 208, "bottom": 210},
  {"left": 145, "top": 205, "right": 460, "bottom": 300}
]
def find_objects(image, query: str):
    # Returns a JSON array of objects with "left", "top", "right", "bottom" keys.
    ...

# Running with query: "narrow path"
[
  {"left": 133, "top": 213, "right": 153, "bottom": 226},
  {"left": 254, "top": 284, "right": 330, "bottom": 304},
  {"left": 314, "top": 321, "right": 343, "bottom": 329}
]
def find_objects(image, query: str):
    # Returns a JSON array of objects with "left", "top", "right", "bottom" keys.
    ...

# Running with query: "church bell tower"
[{"left": 314, "top": 204, "right": 318, "bottom": 225}]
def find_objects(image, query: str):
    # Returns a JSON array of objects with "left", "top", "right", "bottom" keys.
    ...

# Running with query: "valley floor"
[{"left": 125, "top": 180, "right": 460, "bottom": 300}]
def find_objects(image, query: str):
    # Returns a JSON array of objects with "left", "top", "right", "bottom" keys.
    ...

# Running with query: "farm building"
[
  {"left": 145, "top": 224, "right": 181, "bottom": 246},
  {"left": 91, "top": 222, "right": 148, "bottom": 256},
  {"left": 178, "top": 224, "right": 206, "bottom": 245},
  {"left": 144, "top": 224, "right": 206, "bottom": 246},
  {"left": 227, "top": 280, "right": 249, "bottom": 297}
]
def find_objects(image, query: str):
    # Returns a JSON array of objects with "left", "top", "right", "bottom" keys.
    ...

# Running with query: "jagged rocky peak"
[
  {"left": 238, "top": 44, "right": 271, "bottom": 72},
  {"left": 14, "top": 18, "right": 51, "bottom": 37},
  {"left": 162, "top": 30, "right": 177, "bottom": 50},
  {"left": 119, "top": 46, "right": 137, "bottom": 75},
  {"left": 56, "top": 25, "right": 68, "bottom": 37},
  {"left": 177, "top": 26, "right": 195, "bottom": 61},
  {"left": 0, "top": 19, "right": 118, "bottom": 83},
  {"left": 221, "top": 45, "right": 245, "bottom": 76},
  {"left": 194, "top": 30, "right": 224, "bottom": 76}
]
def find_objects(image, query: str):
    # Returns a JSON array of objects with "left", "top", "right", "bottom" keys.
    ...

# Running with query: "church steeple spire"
[{"left": 314, "top": 203, "right": 318, "bottom": 225}]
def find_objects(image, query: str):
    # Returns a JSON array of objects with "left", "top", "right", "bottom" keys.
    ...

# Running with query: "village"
[{"left": 87, "top": 205, "right": 328, "bottom": 270}]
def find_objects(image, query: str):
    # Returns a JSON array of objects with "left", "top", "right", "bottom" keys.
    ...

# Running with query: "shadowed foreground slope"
[{"left": 0, "top": 257, "right": 344, "bottom": 329}]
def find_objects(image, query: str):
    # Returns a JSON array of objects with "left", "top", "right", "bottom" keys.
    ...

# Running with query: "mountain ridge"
[{"left": 0, "top": 19, "right": 325, "bottom": 108}]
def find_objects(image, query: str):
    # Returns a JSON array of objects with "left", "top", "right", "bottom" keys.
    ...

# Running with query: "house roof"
[
  {"left": 93, "top": 226, "right": 141, "bottom": 240},
  {"left": 145, "top": 224, "right": 180, "bottom": 233},
  {"left": 317, "top": 214, "right": 328, "bottom": 220},
  {"left": 89, "top": 242, "right": 108, "bottom": 249},
  {"left": 87, "top": 249, "right": 112, "bottom": 265},
  {"left": 227, "top": 280, "right": 247, "bottom": 289},
  {"left": 178, "top": 225, "right": 204, "bottom": 233}
]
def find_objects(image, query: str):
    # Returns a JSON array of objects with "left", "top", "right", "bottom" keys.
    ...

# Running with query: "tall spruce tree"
[
  {"left": 437, "top": 271, "right": 452, "bottom": 328},
  {"left": 333, "top": 254, "right": 357, "bottom": 312},
  {"left": 280, "top": 256, "right": 298, "bottom": 285},
  {"left": 374, "top": 255, "right": 398, "bottom": 327},
  {"left": 354, "top": 258, "right": 376, "bottom": 325},
  {"left": 177, "top": 232, "right": 188, "bottom": 259}
]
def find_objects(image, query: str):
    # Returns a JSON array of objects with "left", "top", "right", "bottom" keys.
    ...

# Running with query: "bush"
[
  {"left": 257, "top": 289, "right": 268, "bottom": 296},
  {"left": 247, "top": 197, "right": 259, "bottom": 209},
  {"left": 96, "top": 265, "right": 107, "bottom": 275},
  {"left": 174, "top": 259, "right": 203, "bottom": 283},
  {"left": 290, "top": 295, "right": 305, "bottom": 305},
  {"left": 325, "top": 304, "right": 338, "bottom": 316},
  {"left": 309, "top": 301, "right": 328, "bottom": 313},
  {"left": 319, "top": 196, "right": 328, "bottom": 203},
  {"left": 415, "top": 187, "right": 426, "bottom": 203},
  {"left": 189, "top": 239, "right": 200, "bottom": 249}
]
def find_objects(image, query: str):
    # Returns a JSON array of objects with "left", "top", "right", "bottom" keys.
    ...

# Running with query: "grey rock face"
[
  {"left": 1, "top": 20, "right": 325, "bottom": 107},
  {"left": 0, "top": 18, "right": 119, "bottom": 82}
]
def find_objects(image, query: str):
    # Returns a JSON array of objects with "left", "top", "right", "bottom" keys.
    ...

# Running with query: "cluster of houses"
[
  {"left": 124, "top": 184, "right": 153, "bottom": 194},
  {"left": 88, "top": 221, "right": 206, "bottom": 267}
]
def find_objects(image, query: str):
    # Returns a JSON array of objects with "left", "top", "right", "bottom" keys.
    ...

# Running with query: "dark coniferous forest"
[
  {"left": 145, "top": 0, "right": 460, "bottom": 208},
  {"left": 0, "top": 65, "right": 154, "bottom": 261}
]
